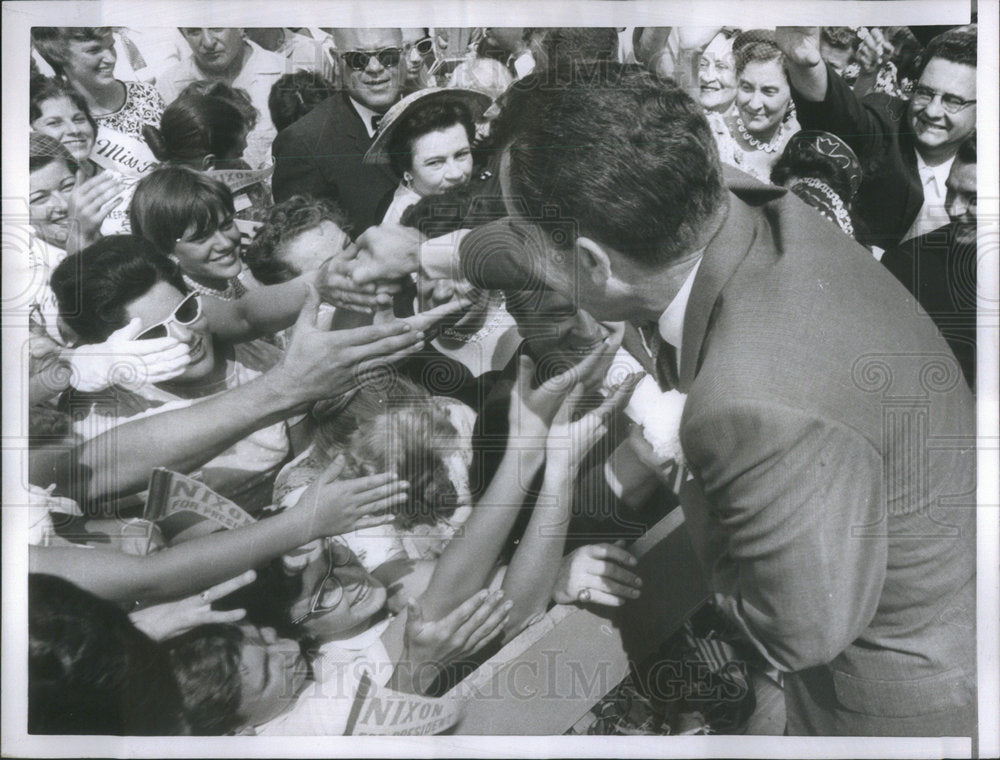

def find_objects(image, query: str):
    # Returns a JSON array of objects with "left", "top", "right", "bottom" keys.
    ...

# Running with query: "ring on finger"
[
  {"left": 577, "top": 588, "right": 591, "bottom": 603},
  {"left": 200, "top": 591, "right": 210, "bottom": 603}
]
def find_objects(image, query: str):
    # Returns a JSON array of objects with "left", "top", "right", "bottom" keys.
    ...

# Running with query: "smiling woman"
[
  {"left": 708, "top": 33, "right": 800, "bottom": 183},
  {"left": 31, "top": 26, "right": 163, "bottom": 212},
  {"left": 49, "top": 234, "right": 294, "bottom": 512},
  {"left": 129, "top": 166, "right": 248, "bottom": 300},
  {"left": 364, "top": 87, "right": 490, "bottom": 225},
  {"left": 30, "top": 76, "right": 101, "bottom": 180}
]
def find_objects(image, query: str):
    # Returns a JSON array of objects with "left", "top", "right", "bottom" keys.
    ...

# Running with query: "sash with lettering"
[
  {"left": 91, "top": 124, "right": 159, "bottom": 234},
  {"left": 144, "top": 467, "right": 255, "bottom": 545},
  {"left": 343, "top": 672, "right": 463, "bottom": 736}
]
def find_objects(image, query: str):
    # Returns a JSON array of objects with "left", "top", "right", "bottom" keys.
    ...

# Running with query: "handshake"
[{"left": 317, "top": 222, "right": 467, "bottom": 314}]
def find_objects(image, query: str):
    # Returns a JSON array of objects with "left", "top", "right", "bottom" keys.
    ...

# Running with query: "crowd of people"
[{"left": 20, "top": 22, "right": 979, "bottom": 738}]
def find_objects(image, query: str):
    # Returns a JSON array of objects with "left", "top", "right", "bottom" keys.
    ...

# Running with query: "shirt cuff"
[{"left": 418, "top": 229, "right": 470, "bottom": 281}]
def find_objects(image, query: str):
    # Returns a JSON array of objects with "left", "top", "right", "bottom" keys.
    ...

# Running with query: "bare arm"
[
  {"left": 417, "top": 345, "right": 622, "bottom": 622},
  {"left": 30, "top": 508, "right": 318, "bottom": 603},
  {"left": 501, "top": 378, "right": 640, "bottom": 636},
  {"left": 201, "top": 275, "right": 310, "bottom": 342},
  {"left": 30, "top": 458, "right": 407, "bottom": 604},
  {"left": 31, "top": 289, "right": 426, "bottom": 504}
]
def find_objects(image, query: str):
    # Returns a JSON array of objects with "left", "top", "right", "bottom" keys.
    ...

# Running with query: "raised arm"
[
  {"left": 501, "top": 375, "right": 641, "bottom": 636},
  {"left": 417, "top": 342, "right": 620, "bottom": 621},
  {"left": 774, "top": 27, "right": 829, "bottom": 102},
  {"left": 30, "top": 457, "right": 407, "bottom": 604},
  {"left": 31, "top": 288, "right": 426, "bottom": 504}
]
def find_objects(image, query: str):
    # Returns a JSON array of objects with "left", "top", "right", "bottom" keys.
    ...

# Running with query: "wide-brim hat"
[{"left": 363, "top": 87, "right": 493, "bottom": 167}]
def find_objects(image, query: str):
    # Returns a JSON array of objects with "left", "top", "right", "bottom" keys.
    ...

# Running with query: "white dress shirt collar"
[
  {"left": 348, "top": 97, "right": 383, "bottom": 139},
  {"left": 657, "top": 257, "right": 702, "bottom": 354}
]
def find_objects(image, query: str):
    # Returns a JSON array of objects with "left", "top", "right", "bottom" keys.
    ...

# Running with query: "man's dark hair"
[
  {"left": 50, "top": 234, "right": 187, "bottom": 345},
  {"left": 541, "top": 27, "right": 618, "bottom": 70},
  {"left": 956, "top": 134, "right": 976, "bottom": 165},
  {"left": 165, "top": 624, "right": 246, "bottom": 735},
  {"left": 497, "top": 62, "right": 725, "bottom": 267},
  {"left": 129, "top": 166, "right": 236, "bottom": 255},
  {"left": 30, "top": 74, "right": 98, "bottom": 134},
  {"left": 29, "top": 573, "right": 186, "bottom": 735},
  {"left": 31, "top": 27, "right": 113, "bottom": 76},
  {"left": 268, "top": 71, "right": 338, "bottom": 133},
  {"left": 386, "top": 97, "right": 476, "bottom": 179},
  {"left": 244, "top": 195, "right": 352, "bottom": 284},
  {"left": 915, "top": 25, "right": 977, "bottom": 77}
]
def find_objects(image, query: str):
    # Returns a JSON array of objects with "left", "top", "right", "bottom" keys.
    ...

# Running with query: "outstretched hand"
[
  {"left": 315, "top": 254, "right": 396, "bottom": 314},
  {"left": 509, "top": 336, "right": 621, "bottom": 442},
  {"left": 129, "top": 569, "right": 256, "bottom": 640},
  {"left": 774, "top": 27, "right": 822, "bottom": 67},
  {"left": 545, "top": 371, "right": 645, "bottom": 474},
  {"left": 349, "top": 223, "right": 423, "bottom": 286},
  {"left": 552, "top": 541, "right": 642, "bottom": 607},
  {"left": 68, "top": 172, "right": 125, "bottom": 251},
  {"left": 265, "top": 284, "right": 425, "bottom": 405},
  {"left": 296, "top": 454, "right": 408, "bottom": 538},
  {"left": 399, "top": 589, "right": 511, "bottom": 694}
]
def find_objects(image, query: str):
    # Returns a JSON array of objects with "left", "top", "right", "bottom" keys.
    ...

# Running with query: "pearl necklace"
[
  {"left": 735, "top": 114, "right": 785, "bottom": 153},
  {"left": 181, "top": 272, "right": 247, "bottom": 302}
]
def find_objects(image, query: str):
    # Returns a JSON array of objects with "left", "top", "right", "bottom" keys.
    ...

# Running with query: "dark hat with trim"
[
  {"left": 782, "top": 129, "right": 863, "bottom": 197},
  {"left": 363, "top": 87, "right": 493, "bottom": 167}
]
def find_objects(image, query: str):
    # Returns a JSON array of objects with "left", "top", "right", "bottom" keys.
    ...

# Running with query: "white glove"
[{"left": 66, "top": 318, "right": 192, "bottom": 392}]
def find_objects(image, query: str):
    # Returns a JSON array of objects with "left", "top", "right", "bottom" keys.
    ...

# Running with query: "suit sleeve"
[
  {"left": 271, "top": 127, "right": 337, "bottom": 204},
  {"left": 681, "top": 398, "right": 887, "bottom": 672},
  {"left": 793, "top": 62, "right": 903, "bottom": 171}
]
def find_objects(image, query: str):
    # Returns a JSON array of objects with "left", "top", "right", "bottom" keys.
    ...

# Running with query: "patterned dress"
[{"left": 95, "top": 80, "right": 165, "bottom": 140}]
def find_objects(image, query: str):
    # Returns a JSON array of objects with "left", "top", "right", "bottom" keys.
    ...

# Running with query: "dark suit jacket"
[
  {"left": 881, "top": 222, "right": 977, "bottom": 391},
  {"left": 677, "top": 179, "right": 976, "bottom": 736},
  {"left": 793, "top": 63, "right": 924, "bottom": 251},
  {"left": 271, "top": 94, "right": 398, "bottom": 234}
]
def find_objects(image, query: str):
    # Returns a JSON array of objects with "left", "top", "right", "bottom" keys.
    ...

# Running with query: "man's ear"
[
  {"left": 200, "top": 154, "right": 216, "bottom": 171},
  {"left": 576, "top": 236, "right": 613, "bottom": 287}
]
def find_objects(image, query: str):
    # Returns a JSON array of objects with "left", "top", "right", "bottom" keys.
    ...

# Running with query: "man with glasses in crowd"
[
  {"left": 777, "top": 25, "right": 976, "bottom": 252},
  {"left": 271, "top": 28, "right": 404, "bottom": 234}
]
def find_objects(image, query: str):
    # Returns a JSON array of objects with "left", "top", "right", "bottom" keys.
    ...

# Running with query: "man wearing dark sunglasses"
[
  {"left": 778, "top": 25, "right": 977, "bottom": 251},
  {"left": 402, "top": 28, "right": 435, "bottom": 93},
  {"left": 272, "top": 28, "right": 405, "bottom": 234}
]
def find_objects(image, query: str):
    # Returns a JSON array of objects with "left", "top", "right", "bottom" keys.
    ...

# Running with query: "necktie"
[
  {"left": 638, "top": 323, "right": 679, "bottom": 391},
  {"left": 371, "top": 115, "right": 382, "bottom": 133}
]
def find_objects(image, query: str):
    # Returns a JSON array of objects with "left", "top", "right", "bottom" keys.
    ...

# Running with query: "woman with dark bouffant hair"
[{"left": 142, "top": 82, "right": 272, "bottom": 221}]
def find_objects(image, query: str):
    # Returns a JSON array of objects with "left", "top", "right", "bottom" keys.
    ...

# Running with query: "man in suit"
[
  {"left": 779, "top": 26, "right": 976, "bottom": 252},
  {"left": 351, "top": 63, "right": 977, "bottom": 736},
  {"left": 881, "top": 135, "right": 977, "bottom": 391},
  {"left": 271, "top": 28, "right": 403, "bottom": 234}
]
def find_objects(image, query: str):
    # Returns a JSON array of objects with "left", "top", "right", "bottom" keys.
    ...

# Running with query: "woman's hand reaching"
[{"left": 296, "top": 454, "right": 409, "bottom": 538}]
